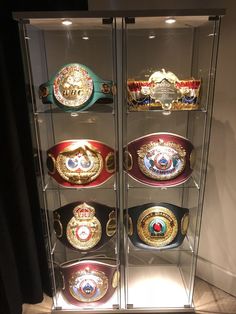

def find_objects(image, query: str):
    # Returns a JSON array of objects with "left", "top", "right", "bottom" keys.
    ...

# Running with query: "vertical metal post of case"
[
  {"left": 188, "top": 16, "right": 221, "bottom": 306},
  {"left": 17, "top": 21, "right": 58, "bottom": 302}
]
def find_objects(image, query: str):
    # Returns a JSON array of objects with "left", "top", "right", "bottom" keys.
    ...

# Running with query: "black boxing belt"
[
  {"left": 53, "top": 201, "right": 116, "bottom": 251},
  {"left": 125, "top": 132, "right": 195, "bottom": 187},
  {"left": 59, "top": 258, "right": 119, "bottom": 306},
  {"left": 127, "top": 203, "right": 189, "bottom": 250},
  {"left": 39, "top": 63, "right": 113, "bottom": 112},
  {"left": 47, "top": 139, "right": 115, "bottom": 188}
]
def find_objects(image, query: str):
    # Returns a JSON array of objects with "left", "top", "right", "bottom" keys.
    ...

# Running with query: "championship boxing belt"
[
  {"left": 127, "top": 203, "right": 189, "bottom": 250},
  {"left": 59, "top": 258, "right": 119, "bottom": 306},
  {"left": 127, "top": 69, "right": 200, "bottom": 111},
  {"left": 47, "top": 140, "right": 115, "bottom": 188},
  {"left": 53, "top": 201, "right": 116, "bottom": 251},
  {"left": 125, "top": 133, "right": 195, "bottom": 187},
  {"left": 39, "top": 63, "right": 113, "bottom": 112}
]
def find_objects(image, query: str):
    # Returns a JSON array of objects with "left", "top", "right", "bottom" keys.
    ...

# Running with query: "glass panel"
[
  {"left": 23, "top": 17, "right": 120, "bottom": 311},
  {"left": 124, "top": 15, "right": 219, "bottom": 310}
]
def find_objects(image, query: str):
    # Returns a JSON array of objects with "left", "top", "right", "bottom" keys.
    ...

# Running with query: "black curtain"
[{"left": 0, "top": 1, "right": 88, "bottom": 314}]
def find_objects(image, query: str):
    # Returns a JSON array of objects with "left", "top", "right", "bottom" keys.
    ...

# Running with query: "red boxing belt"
[
  {"left": 59, "top": 258, "right": 119, "bottom": 306},
  {"left": 125, "top": 133, "right": 195, "bottom": 187},
  {"left": 47, "top": 140, "right": 115, "bottom": 188}
]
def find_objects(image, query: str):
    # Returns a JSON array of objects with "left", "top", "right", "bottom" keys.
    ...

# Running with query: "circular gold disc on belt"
[
  {"left": 137, "top": 206, "right": 178, "bottom": 247},
  {"left": 69, "top": 270, "right": 108, "bottom": 302},
  {"left": 56, "top": 144, "right": 103, "bottom": 185},
  {"left": 66, "top": 203, "right": 102, "bottom": 250},
  {"left": 137, "top": 140, "right": 186, "bottom": 181},
  {"left": 53, "top": 64, "right": 94, "bottom": 109},
  {"left": 66, "top": 216, "right": 102, "bottom": 250}
]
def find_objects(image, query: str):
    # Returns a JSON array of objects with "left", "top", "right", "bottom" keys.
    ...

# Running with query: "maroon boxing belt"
[
  {"left": 47, "top": 140, "right": 115, "bottom": 188},
  {"left": 59, "top": 258, "right": 119, "bottom": 306},
  {"left": 125, "top": 132, "right": 195, "bottom": 187}
]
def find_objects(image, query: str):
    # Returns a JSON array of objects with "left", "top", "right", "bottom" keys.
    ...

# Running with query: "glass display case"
[
  {"left": 122, "top": 14, "right": 221, "bottom": 311},
  {"left": 14, "top": 10, "right": 222, "bottom": 313},
  {"left": 17, "top": 15, "right": 120, "bottom": 312}
]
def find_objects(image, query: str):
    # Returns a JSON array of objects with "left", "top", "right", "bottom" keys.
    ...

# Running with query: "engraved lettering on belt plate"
[
  {"left": 150, "top": 79, "right": 180, "bottom": 108},
  {"left": 148, "top": 69, "right": 180, "bottom": 109}
]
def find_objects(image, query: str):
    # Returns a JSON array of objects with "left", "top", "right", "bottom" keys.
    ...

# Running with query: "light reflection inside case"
[
  {"left": 54, "top": 290, "right": 118, "bottom": 310},
  {"left": 148, "top": 34, "right": 156, "bottom": 39},
  {"left": 165, "top": 18, "right": 176, "bottom": 24},
  {"left": 82, "top": 35, "right": 90, "bottom": 40},
  {"left": 62, "top": 19, "right": 73, "bottom": 26},
  {"left": 70, "top": 112, "right": 79, "bottom": 117},
  {"left": 127, "top": 265, "right": 189, "bottom": 308}
]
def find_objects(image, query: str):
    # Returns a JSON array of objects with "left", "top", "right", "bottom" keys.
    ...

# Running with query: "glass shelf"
[
  {"left": 125, "top": 264, "right": 192, "bottom": 309},
  {"left": 51, "top": 238, "right": 118, "bottom": 261},
  {"left": 53, "top": 292, "right": 119, "bottom": 311},
  {"left": 127, "top": 108, "right": 207, "bottom": 114},
  {"left": 34, "top": 102, "right": 115, "bottom": 115},
  {"left": 42, "top": 177, "right": 117, "bottom": 192},
  {"left": 127, "top": 235, "right": 194, "bottom": 254},
  {"left": 126, "top": 176, "right": 200, "bottom": 190}
]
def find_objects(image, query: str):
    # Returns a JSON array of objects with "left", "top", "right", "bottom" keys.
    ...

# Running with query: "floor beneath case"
[{"left": 22, "top": 277, "right": 236, "bottom": 314}]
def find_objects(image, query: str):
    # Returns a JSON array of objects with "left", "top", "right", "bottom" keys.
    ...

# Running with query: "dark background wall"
[{"left": 0, "top": 2, "right": 88, "bottom": 314}]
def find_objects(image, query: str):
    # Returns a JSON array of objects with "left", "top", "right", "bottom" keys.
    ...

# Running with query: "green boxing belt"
[{"left": 39, "top": 63, "right": 113, "bottom": 112}]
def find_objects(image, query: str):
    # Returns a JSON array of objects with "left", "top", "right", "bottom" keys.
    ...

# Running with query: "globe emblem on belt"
[
  {"left": 66, "top": 157, "right": 80, "bottom": 170},
  {"left": 154, "top": 153, "right": 172, "bottom": 170},
  {"left": 66, "top": 155, "right": 93, "bottom": 172},
  {"left": 80, "top": 158, "right": 92, "bottom": 170},
  {"left": 80, "top": 279, "right": 97, "bottom": 297}
]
